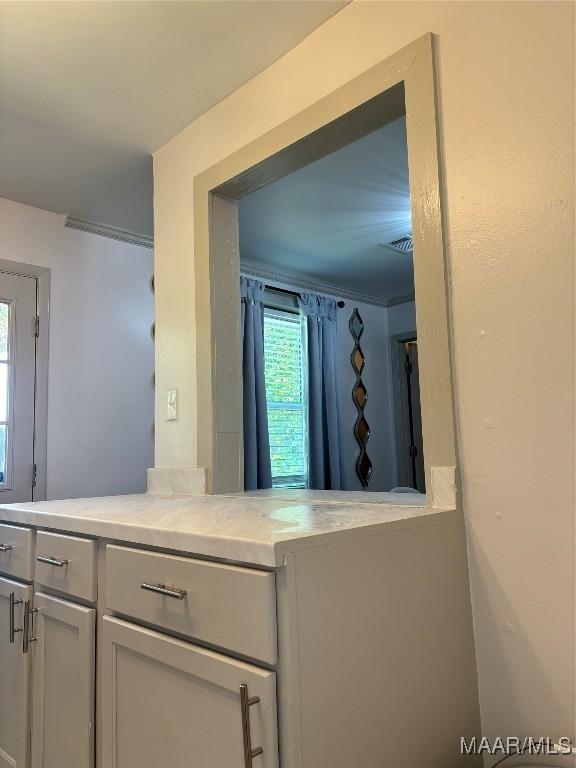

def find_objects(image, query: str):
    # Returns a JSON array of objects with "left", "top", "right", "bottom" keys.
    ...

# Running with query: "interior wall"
[
  {"left": 153, "top": 0, "right": 575, "bottom": 754},
  {"left": 0, "top": 197, "right": 154, "bottom": 500}
]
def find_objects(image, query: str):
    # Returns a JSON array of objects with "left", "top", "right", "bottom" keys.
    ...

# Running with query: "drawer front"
[
  {"left": 105, "top": 545, "right": 277, "bottom": 664},
  {"left": 35, "top": 531, "right": 97, "bottom": 602},
  {"left": 0, "top": 523, "right": 34, "bottom": 581}
]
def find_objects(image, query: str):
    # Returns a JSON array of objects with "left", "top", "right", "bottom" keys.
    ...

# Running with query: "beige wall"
[{"left": 153, "top": 0, "right": 575, "bottom": 750}]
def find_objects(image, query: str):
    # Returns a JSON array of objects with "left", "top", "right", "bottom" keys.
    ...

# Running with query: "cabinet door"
[
  {"left": 31, "top": 593, "right": 95, "bottom": 768},
  {"left": 0, "top": 576, "right": 32, "bottom": 768},
  {"left": 101, "top": 616, "right": 278, "bottom": 768}
]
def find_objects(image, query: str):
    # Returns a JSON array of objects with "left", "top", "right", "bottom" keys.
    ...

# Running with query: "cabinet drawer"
[
  {"left": 0, "top": 523, "right": 34, "bottom": 581},
  {"left": 35, "top": 531, "right": 97, "bottom": 602},
  {"left": 105, "top": 545, "right": 277, "bottom": 664}
]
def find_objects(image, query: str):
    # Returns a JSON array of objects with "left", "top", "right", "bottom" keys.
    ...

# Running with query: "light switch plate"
[{"left": 165, "top": 389, "right": 179, "bottom": 421}]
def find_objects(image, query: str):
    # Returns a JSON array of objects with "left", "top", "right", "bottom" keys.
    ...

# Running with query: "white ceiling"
[
  {"left": 0, "top": 1, "right": 347, "bottom": 238},
  {"left": 239, "top": 117, "right": 414, "bottom": 304}
]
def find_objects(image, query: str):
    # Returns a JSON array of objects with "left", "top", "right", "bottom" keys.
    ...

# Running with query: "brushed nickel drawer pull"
[
  {"left": 22, "top": 600, "right": 37, "bottom": 654},
  {"left": 37, "top": 555, "right": 69, "bottom": 568},
  {"left": 240, "top": 683, "right": 263, "bottom": 767},
  {"left": 0, "top": 544, "right": 13, "bottom": 552},
  {"left": 140, "top": 582, "right": 187, "bottom": 600},
  {"left": 9, "top": 592, "right": 23, "bottom": 643}
]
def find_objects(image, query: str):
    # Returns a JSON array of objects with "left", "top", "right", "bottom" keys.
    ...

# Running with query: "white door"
[
  {"left": 0, "top": 576, "right": 33, "bottom": 768},
  {"left": 0, "top": 271, "right": 37, "bottom": 503},
  {"left": 101, "top": 616, "right": 278, "bottom": 768},
  {"left": 31, "top": 593, "right": 95, "bottom": 768}
]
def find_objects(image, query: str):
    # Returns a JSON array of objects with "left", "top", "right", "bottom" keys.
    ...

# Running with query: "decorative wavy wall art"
[{"left": 349, "top": 309, "right": 372, "bottom": 487}]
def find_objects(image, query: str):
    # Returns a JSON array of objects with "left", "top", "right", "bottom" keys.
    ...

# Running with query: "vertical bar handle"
[
  {"left": 22, "top": 600, "right": 37, "bottom": 654},
  {"left": 9, "top": 592, "right": 23, "bottom": 643},
  {"left": 240, "top": 683, "right": 263, "bottom": 767}
]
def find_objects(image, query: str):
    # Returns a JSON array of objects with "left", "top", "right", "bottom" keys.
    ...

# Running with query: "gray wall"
[{"left": 0, "top": 197, "right": 154, "bottom": 500}]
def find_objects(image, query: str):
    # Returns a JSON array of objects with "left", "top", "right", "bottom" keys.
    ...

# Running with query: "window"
[{"left": 263, "top": 308, "right": 307, "bottom": 487}]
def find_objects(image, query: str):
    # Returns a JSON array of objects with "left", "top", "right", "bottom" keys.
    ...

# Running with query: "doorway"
[{"left": 0, "top": 264, "right": 48, "bottom": 502}]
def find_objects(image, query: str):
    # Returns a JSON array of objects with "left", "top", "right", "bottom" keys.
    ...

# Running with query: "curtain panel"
[
  {"left": 240, "top": 277, "right": 272, "bottom": 490},
  {"left": 298, "top": 293, "right": 342, "bottom": 490}
]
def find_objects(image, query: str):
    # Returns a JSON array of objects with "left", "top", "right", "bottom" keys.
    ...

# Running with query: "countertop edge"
[{"left": 0, "top": 502, "right": 457, "bottom": 568}]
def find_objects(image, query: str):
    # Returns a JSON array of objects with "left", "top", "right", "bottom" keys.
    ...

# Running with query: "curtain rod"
[{"left": 265, "top": 284, "right": 346, "bottom": 308}]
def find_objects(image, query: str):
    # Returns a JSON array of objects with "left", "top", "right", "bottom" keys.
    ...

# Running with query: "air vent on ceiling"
[{"left": 386, "top": 235, "right": 413, "bottom": 253}]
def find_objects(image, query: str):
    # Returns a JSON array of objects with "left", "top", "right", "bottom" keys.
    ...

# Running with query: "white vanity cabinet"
[
  {"left": 0, "top": 577, "right": 33, "bottom": 768},
  {"left": 29, "top": 531, "right": 98, "bottom": 768},
  {"left": 101, "top": 616, "right": 278, "bottom": 768},
  {"left": 0, "top": 498, "right": 481, "bottom": 768},
  {"left": 0, "top": 525, "right": 97, "bottom": 768},
  {"left": 30, "top": 594, "right": 95, "bottom": 768}
]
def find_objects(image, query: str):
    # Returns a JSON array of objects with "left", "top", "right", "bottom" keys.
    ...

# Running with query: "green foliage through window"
[{"left": 264, "top": 309, "right": 307, "bottom": 487}]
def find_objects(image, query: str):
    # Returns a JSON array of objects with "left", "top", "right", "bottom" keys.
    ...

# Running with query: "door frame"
[
  {"left": 0, "top": 258, "right": 50, "bottom": 501},
  {"left": 193, "top": 33, "right": 457, "bottom": 501}
]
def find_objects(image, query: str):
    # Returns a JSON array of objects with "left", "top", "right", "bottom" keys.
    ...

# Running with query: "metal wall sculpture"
[{"left": 349, "top": 309, "right": 372, "bottom": 487}]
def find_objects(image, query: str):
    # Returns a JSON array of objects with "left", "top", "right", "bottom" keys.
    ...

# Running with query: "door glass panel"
[
  {"left": 0, "top": 364, "right": 8, "bottom": 422},
  {"left": 0, "top": 303, "right": 9, "bottom": 361},
  {"left": 0, "top": 425, "right": 7, "bottom": 485}
]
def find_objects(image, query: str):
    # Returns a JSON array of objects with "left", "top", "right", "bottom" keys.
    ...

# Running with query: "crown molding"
[
  {"left": 64, "top": 215, "right": 153, "bottom": 249},
  {"left": 241, "top": 260, "right": 414, "bottom": 309}
]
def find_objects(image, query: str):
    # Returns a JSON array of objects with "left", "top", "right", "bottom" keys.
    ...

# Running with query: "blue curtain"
[
  {"left": 241, "top": 277, "right": 272, "bottom": 490},
  {"left": 298, "top": 293, "right": 342, "bottom": 490}
]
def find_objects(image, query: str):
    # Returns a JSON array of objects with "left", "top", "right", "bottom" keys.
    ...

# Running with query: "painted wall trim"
[
  {"left": 241, "top": 260, "right": 415, "bottom": 308},
  {"left": 0, "top": 257, "right": 50, "bottom": 501},
  {"left": 65, "top": 216, "right": 153, "bottom": 250}
]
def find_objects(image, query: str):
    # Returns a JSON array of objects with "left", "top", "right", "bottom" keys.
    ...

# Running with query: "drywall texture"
[
  {"left": 0, "top": 197, "right": 154, "bottom": 499},
  {"left": 153, "top": 0, "right": 575, "bottom": 756}
]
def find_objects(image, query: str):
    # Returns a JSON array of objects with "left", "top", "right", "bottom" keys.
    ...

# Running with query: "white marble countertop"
[
  {"left": 0, "top": 492, "right": 450, "bottom": 567},
  {"left": 236, "top": 489, "right": 427, "bottom": 505}
]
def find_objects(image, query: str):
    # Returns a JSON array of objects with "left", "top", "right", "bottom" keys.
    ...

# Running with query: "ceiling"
[
  {"left": 0, "top": 1, "right": 347, "bottom": 238},
  {"left": 239, "top": 117, "right": 414, "bottom": 305}
]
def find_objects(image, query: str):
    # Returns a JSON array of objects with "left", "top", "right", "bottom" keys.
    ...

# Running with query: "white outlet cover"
[{"left": 166, "top": 389, "right": 178, "bottom": 421}]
